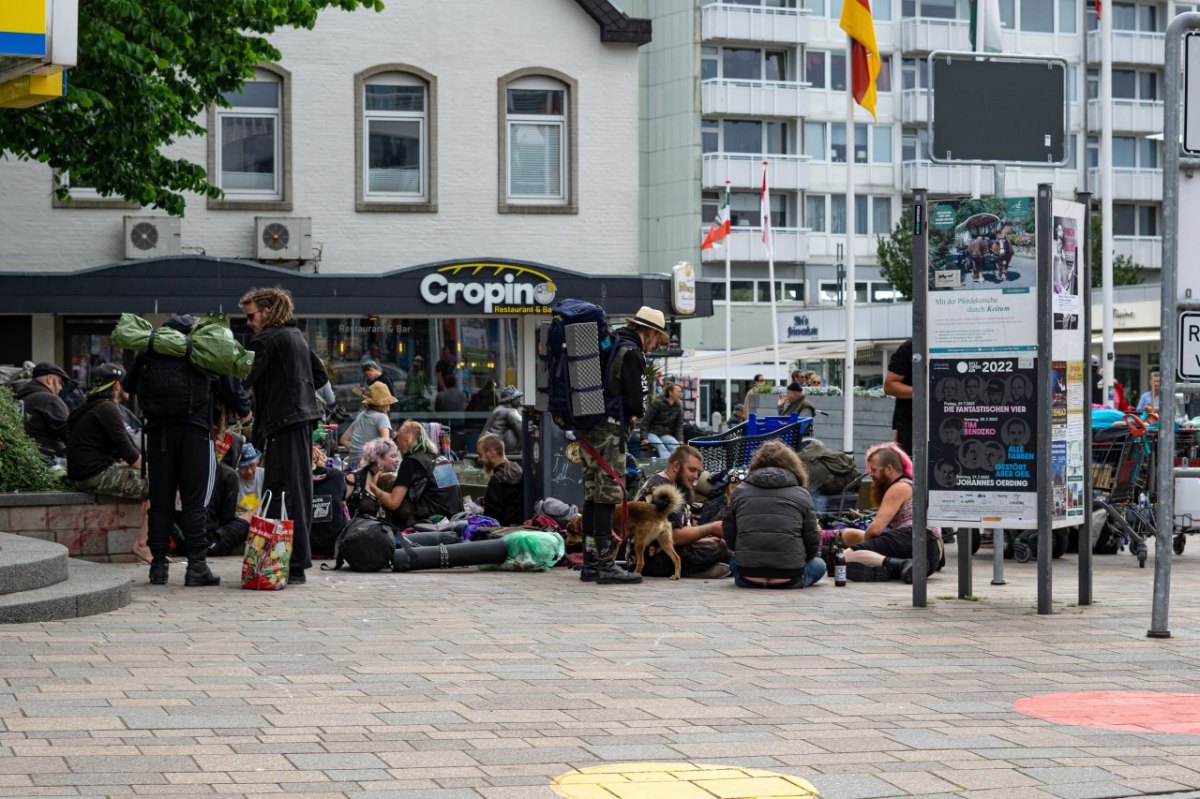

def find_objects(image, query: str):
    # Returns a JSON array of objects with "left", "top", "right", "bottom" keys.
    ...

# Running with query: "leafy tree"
[
  {"left": 0, "top": 388, "right": 65, "bottom": 493},
  {"left": 0, "top": 0, "right": 384, "bottom": 216},
  {"left": 1089, "top": 213, "right": 1146, "bottom": 288},
  {"left": 876, "top": 206, "right": 914, "bottom": 301}
]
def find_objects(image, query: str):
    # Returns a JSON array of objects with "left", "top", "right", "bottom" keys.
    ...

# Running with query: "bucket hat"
[{"left": 362, "top": 381, "right": 399, "bottom": 408}]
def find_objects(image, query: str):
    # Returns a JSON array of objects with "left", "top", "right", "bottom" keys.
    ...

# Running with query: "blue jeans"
[
  {"left": 730, "top": 554, "right": 826, "bottom": 589},
  {"left": 645, "top": 433, "right": 680, "bottom": 459}
]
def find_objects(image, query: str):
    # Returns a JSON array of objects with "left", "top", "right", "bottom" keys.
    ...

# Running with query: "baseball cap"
[
  {"left": 32, "top": 362, "right": 68, "bottom": 380},
  {"left": 89, "top": 363, "right": 126, "bottom": 395},
  {"left": 734, "top": 403, "right": 744, "bottom": 411}
]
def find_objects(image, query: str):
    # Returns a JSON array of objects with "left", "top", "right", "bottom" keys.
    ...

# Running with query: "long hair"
[
  {"left": 867, "top": 443, "right": 908, "bottom": 507},
  {"left": 361, "top": 437, "right": 397, "bottom": 471},
  {"left": 748, "top": 439, "right": 809, "bottom": 487},
  {"left": 398, "top": 419, "right": 437, "bottom": 455},
  {"left": 239, "top": 286, "right": 294, "bottom": 329}
]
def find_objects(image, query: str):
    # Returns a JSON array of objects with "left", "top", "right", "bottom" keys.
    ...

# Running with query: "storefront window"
[{"left": 63, "top": 316, "right": 129, "bottom": 401}]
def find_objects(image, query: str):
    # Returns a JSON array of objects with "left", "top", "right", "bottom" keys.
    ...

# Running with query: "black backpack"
[
  {"left": 538, "top": 299, "right": 635, "bottom": 432},
  {"left": 310, "top": 466, "right": 347, "bottom": 558},
  {"left": 136, "top": 346, "right": 206, "bottom": 420},
  {"left": 325, "top": 515, "right": 396, "bottom": 572}
]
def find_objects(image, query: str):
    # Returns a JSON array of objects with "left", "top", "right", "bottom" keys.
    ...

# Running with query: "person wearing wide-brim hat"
[
  {"left": 482, "top": 384, "right": 525, "bottom": 455},
  {"left": 341, "top": 381, "right": 398, "bottom": 470},
  {"left": 575, "top": 304, "right": 671, "bottom": 586}
]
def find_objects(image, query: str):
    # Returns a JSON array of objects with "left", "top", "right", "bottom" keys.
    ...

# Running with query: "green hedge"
[{"left": 0, "top": 387, "right": 67, "bottom": 493}]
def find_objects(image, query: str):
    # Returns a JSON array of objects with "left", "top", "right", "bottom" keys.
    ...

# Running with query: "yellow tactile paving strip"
[{"left": 551, "top": 762, "right": 819, "bottom": 799}]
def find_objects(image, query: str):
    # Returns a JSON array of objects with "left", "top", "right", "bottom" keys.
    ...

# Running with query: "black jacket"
[
  {"left": 244, "top": 323, "right": 325, "bottom": 440},
  {"left": 206, "top": 463, "right": 250, "bottom": 556},
  {"left": 482, "top": 461, "right": 525, "bottom": 526},
  {"left": 723, "top": 466, "right": 820, "bottom": 577},
  {"left": 124, "top": 351, "right": 247, "bottom": 432},
  {"left": 65, "top": 396, "right": 141, "bottom": 482},
  {"left": 15, "top": 380, "right": 69, "bottom": 458},
  {"left": 640, "top": 396, "right": 683, "bottom": 440},
  {"left": 613, "top": 326, "right": 648, "bottom": 423}
]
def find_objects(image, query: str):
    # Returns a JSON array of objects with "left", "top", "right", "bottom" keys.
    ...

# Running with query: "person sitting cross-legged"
[
  {"left": 476, "top": 433, "right": 524, "bottom": 526},
  {"left": 724, "top": 440, "right": 826, "bottom": 589}
]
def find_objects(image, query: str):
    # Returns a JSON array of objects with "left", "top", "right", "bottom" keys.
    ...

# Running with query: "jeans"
[
  {"left": 645, "top": 433, "right": 680, "bottom": 459},
  {"left": 730, "top": 554, "right": 826, "bottom": 589}
]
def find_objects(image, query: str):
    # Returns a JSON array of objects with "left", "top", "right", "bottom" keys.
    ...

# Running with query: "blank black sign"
[{"left": 931, "top": 56, "right": 1067, "bottom": 164}]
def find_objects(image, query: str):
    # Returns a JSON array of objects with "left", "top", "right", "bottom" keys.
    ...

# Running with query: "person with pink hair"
[{"left": 838, "top": 443, "right": 940, "bottom": 583}]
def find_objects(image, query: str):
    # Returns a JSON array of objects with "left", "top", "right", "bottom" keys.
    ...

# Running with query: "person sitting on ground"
[
  {"left": 779, "top": 381, "right": 817, "bottom": 418},
  {"left": 346, "top": 437, "right": 398, "bottom": 519},
  {"left": 340, "top": 381, "right": 397, "bottom": 469},
  {"left": 369, "top": 420, "right": 464, "bottom": 527},
  {"left": 630, "top": 444, "right": 730, "bottom": 579},
  {"left": 724, "top": 440, "right": 826, "bottom": 589},
  {"left": 840, "top": 442, "right": 942, "bottom": 583},
  {"left": 640, "top": 382, "right": 685, "bottom": 459},
  {"left": 205, "top": 460, "right": 253, "bottom": 557},
  {"left": 481, "top": 385, "right": 524, "bottom": 454},
  {"left": 235, "top": 442, "right": 265, "bottom": 512},
  {"left": 15, "top": 361, "right": 71, "bottom": 463},
  {"left": 476, "top": 433, "right": 524, "bottom": 525}
]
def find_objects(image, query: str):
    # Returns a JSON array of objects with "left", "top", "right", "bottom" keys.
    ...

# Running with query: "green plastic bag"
[
  {"left": 480, "top": 529, "right": 565, "bottom": 572},
  {"left": 112, "top": 312, "right": 255, "bottom": 379}
]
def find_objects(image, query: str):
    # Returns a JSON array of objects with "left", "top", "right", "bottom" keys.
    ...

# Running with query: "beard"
[
  {"left": 871, "top": 471, "right": 897, "bottom": 508},
  {"left": 671, "top": 471, "right": 696, "bottom": 508}
]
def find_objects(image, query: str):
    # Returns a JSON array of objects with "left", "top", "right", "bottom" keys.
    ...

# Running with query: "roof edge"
[{"left": 572, "top": 0, "right": 652, "bottom": 45}]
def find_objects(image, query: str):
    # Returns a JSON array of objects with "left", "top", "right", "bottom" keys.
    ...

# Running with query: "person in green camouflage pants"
[{"left": 578, "top": 420, "right": 625, "bottom": 505}]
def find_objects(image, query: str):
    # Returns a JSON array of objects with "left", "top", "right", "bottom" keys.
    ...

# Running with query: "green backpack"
[{"left": 798, "top": 439, "right": 861, "bottom": 495}]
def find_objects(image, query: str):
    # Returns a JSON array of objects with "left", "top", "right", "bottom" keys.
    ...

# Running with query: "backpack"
[
  {"left": 136, "top": 345, "right": 206, "bottom": 420},
  {"left": 310, "top": 466, "right": 347, "bottom": 558},
  {"left": 797, "top": 439, "right": 861, "bottom": 495},
  {"left": 538, "top": 299, "right": 635, "bottom": 432},
  {"left": 326, "top": 514, "right": 396, "bottom": 572},
  {"left": 406, "top": 450, "right": 461, "bottom": 522}
]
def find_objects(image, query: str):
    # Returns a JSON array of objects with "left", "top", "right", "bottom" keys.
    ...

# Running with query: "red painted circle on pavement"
[{"left": 1015, "top": 691, "right": 1200, "bottom": 735}]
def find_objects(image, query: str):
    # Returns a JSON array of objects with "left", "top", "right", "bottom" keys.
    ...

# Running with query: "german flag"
[{"left": 839, "top": 0, "right": 881, "bottom": 121}]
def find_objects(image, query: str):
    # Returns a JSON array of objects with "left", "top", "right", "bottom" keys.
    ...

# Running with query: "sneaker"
[{"left": 685, "top": 563, "right": 732, "bottom": 579}]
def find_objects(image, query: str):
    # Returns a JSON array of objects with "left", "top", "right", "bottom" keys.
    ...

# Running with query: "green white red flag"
[{"left": 701, "top": 185, "right": 731, "bottom": 250}]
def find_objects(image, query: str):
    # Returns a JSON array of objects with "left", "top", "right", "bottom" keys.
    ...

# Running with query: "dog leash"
[{"left": 576, "top": 437, "right": 630, "bottom": 543}]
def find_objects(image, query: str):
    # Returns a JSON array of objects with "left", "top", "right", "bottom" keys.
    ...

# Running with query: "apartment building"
[{"left": 635, "top": 0, "right": 1181, "bottom": 396}]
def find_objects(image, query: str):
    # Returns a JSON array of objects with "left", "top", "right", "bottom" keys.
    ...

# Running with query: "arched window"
[
  {"left": 356, "top": 65, "right": 437, "bottom": 211},
  {"left": 498, "top": 69, "right": 576, "bottom": 213}
]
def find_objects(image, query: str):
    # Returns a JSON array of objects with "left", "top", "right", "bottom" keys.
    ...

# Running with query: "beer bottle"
[{"left": 834, "top": 531, "right": 847, "bottom": 587}]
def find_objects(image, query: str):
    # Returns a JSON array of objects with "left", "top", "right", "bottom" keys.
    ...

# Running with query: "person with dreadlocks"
[
  {"left": 368, "top": 419, "right": 463, "bottom": 528},
  {"left": 838, "top": 442, "right": 942, "bottom": 584},
  {"left": 240, "top": 286, "right": 327, "bottom": 585}
]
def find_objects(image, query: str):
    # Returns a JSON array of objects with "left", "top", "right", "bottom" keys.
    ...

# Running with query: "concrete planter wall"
[
  {"left": 808, "top": 395, "right": 897, "bottom": 468},
  {"left": 0, "top": 493, "right": 141, "bottom": 562}
]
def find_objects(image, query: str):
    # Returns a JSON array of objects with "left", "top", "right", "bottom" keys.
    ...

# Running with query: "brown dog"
[{"left": 620, "top": 483, "right": 685, "bottom": 579}]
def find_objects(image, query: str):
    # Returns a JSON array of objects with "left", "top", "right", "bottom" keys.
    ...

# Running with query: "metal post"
[
  {"left": 991, "top": 529, "right": 1006, "bottom": 585},
  {"left": 1037, "top": 184, "right": 1054, "bottom": 615},
  {"left": 1101, "top": 0, "right": 1116, "bottom": 407},
  {"left": 911, "top": 190, "right": 929, "bottom": 608},
  {"left": 1077, "top": 190, "right": 1094, "bottom": 606}
]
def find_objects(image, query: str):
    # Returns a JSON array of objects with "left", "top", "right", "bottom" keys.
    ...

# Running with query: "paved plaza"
[{"left": 4, "top": 542, "right": 1200, "bottom": 799}]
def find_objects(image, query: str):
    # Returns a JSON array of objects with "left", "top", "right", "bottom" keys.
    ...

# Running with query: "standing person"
[
  {"left": 884, "top": 338, "right": 913, "bottom": 456},
  {"left": 1137, "top": 371, "right": 1161, "bottom": 416},
  {"left": 779, "top": 381, "right": 816, "bottom": 418},
  {"left": 340, "top": 382, "right": 396, "bottom": 469},
  {"left": 405, "top": 355, "right": 430, "bottom": 409},
  {"left": 240, "top": 287, "right": 326, "bottom": 585},
  {"left": 741, "top": 374, "right": 766, "bottom": 415},
  {"left": 434, "top": 374, "right": 468, "bottom": 412},
  {"left": 476, "top": 433, "right": 525, "bottom": 525},
  {"left": 1090, "top": 355, "right": 1105, "bottom": 406},
  {"left": 125, "top": 315, "right": 244, "bottom": 587},
  {"left": 15, "top": 362, "right": 71, "bottom": 463},
  {"left": 577, "top": 305, "right": 669, "bottom": 585},
  {"left": 435, "top": 346, "right": 456, "bottom": 391},
  {"left": 640, "top": 382, "right": 684, "bottom": 458}
]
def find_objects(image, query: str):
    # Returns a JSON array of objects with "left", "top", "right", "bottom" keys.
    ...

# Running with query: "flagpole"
[
  {"left": 723, "top": 180, "right": 732, "bottom": 424},
  {"left": 763, "top": 159, "right": 782, "bottom": 387},
  {"left": 970, "top": 0, "right": 984, "bottom": 199},
  {"left": 1100, "top": 0, "right": 1115, "bottom": 406},
  {"left": 843, "top": 35, "right": 857, "bottom": 454}
]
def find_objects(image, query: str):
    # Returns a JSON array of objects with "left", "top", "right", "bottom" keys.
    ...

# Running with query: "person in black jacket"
[
  {"left": 641, "top": 382, "right": 684, "bottom": 458},
  {"left": 125, "top": 316, "right": 251, "bottom": 587},
  {"left": 476, "top": 433, "right": 524, "bottom": 525},
  {"left": 15, "top": 362, "right": 71, "bottom": 463},
  {"left": 66, "top": 364, "right": 146, "bottom": 500},
  {"left": 370, "top": 419, "right": 463, "bottom": 527},
  {"left": 241, "top": 287, "right": 327, "bottom": 585},
  {"left": 205, "top": 462, "right": 252, "bottom": 557},
  {"left": 724, "top": 439, "right": 825, "bottom": 589}
]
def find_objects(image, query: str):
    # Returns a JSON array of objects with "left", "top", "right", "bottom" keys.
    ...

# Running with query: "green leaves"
[
  {"left": 876, "top": 206, "right": 915, "bottom": 302},
  {"left": 0, "top": 0, "right": 384, "bottom": 216}
]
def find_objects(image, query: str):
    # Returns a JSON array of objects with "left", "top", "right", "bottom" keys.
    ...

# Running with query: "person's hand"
[{"left": 352, "top": 385, "right": 365, "bottom": 396}]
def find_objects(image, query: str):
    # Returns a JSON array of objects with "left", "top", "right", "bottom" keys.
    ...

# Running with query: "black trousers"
[
  {"left": 146, "top": 425, "right": 215, "bottom": 560},
  {"left": 263, "top": 423, "right": 314, "bottom": 571}
]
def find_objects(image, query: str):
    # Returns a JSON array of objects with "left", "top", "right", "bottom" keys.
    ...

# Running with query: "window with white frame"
[
  {"left": 714, "top": 47, "right": 790, "bottom": 81},
  {"left": 902, "top": 0, "right": 960, "bottom": 19},
  {"left": 216, "top": 74, "right": 282, "bottom": 199},
  {"left": 730, "top": 190, "right": 787, "bottom": 227},
  {"left": 821, "top": 194, "right": 894, "bottom": 235},
  {"left": 1112, "top": 203, "right": 1159, "bottom": 236},
  {"left": 809, "top": 122, "right": 891, "bottom": 163},
  {"left": 902, "top": 127, "right": 929, "bottom": 161},
  {"left": 506, "top": 76, "right": 567, "bottom": 204},
  {"left": 713, "top": 279, "right": 804, "bottom": 303},
  {"left": 805, "top": 50, "right": 826, "bottom": 89},
  {"left": 901, "top": 58, "right": 929, "bottom": 91},
  {"left": 362, "top": 73, "right": 427, "bottom": 201},
  {"left": 818, "top": 280, "right": 894, "bottom": 304},
  {"left": 706, "top": 118, "right": 790, "bottom": 154},
  {"left": 805, "top": 193, "right": 827, "bottom": 232}
]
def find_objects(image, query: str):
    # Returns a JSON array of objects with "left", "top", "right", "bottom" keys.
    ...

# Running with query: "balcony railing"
[
  {"left": 1086, "top": 29, "right": 1165, "bottom": 66},
  {"left": 701, "top": 1, "right": 813, "bottom": 45},
  {"left": 1086, "top": 166, "right": 1163, "bottom": 202},
  {"left": 900, "top": 17, "right": 969, "bottom": 53},
  {"left": 1112, "top": 235, "right": 1162, "bottom": 270},
  {"left": 1086, "top": 98, "right": 1164, "bottom": 135},
  {"left": 900, "top": 88, "right": 929, "bottom": 125},
  {"left": 699, "top": 225, "right": 811, "bottom": 263},
  {"left": 702, "top": 153, "right": 812, "bottom": 191},
  {"left": 901, "top": 159, "right": 994, "bottom": 195},
  {"left": 701, "top": 78, "right": 813, "bottom": 117}
]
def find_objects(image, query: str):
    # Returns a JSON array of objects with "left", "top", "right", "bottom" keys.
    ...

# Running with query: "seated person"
[
  {"left": 476, "top": 433, "right": 524, "bottom": 525},
  {"left": 236, "top": 442, "right": 265, "bottom": 513},
  {"left": 65, "top": 364, "right": 151, "bottom": 561},
  {"left": 724, "top": 441, "right": 825, "bottom": 589},
  {"left": 841, "top": 443, "right": 942, "bottom": 583},
  {"left": 206, "top": 461, "right": 252, "bottom": 557},
  {"left": 640, "top": 383, "right": 684, "bottom": 459},
  {"left": 368, "top": 420, "right": 464, "bottom": 527},
  {"left": 310, "top": 443, "right": 348, "bottom": 558},
  {"left": 16, "top": 361, "right": 71, "bottom": 463},
  {"left": 346, "top": 437, "right": 398, "bottom": 518},
  {"left": 340, "top": 381, "right": 396, "bottom": 469},
  {"left": 630, "top": 444, "right": 730, "bottom": 579},
  {"left": 779, "top": 382, "right": 817, "bottom": 417}
]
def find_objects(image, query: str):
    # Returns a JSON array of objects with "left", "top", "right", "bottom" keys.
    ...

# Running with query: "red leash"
[{"left": 576, "top": 437, "right": 630, "bottom": 542}]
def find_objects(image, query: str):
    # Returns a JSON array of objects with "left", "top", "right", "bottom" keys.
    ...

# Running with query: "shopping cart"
[
  {"left": 689, "top": 413, "right": 813, "bottom": 476},
  {"left": 1091, "top": 413, "right": 1156, "bottom": 567}
]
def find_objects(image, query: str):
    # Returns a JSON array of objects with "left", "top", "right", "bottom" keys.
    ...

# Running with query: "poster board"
[{"left": 1050, "top": 199, "right": 1088, "bottom": 526}]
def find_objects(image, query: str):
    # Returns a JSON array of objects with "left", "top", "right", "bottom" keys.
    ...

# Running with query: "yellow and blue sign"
[{"left": 0, "top": 0, "right": 48, "bottom": 58}]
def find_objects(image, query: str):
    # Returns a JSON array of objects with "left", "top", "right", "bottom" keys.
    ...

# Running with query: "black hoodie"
[
  {"left": 723, "top": 465, "right": 819, "bottom": 578},
  {"left": 482, "top": 460, "right": 525, "bottom": 526},
  {"left": 66, "top": 395, "right": 140, "bottom": 481}
]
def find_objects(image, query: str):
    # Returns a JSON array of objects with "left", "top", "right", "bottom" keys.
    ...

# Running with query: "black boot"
[
  {"left": 579, "top": 536, "right": 598, "bottom": 582},
  {"left": 148, "top": 557, "right": 169, "bottom": 585},
  {"left": 595, "top": 534, "right": 642, "bottom": 585},
  {"left": 884, "top": 556, "right": 914, "bottom": 584},
  {"left": 184, "top": 559, "right": 221, "bottom": 587}
]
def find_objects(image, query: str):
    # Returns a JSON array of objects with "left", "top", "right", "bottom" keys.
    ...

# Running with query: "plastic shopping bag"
[{"left": 241, "top": 490, "right": 294, "bottom": 590}]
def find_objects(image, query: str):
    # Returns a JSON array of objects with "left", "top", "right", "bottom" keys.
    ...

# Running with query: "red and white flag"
[
  {"left": 1095, "top": 0, "right": 1102, "bottom": 20},
  {"left": 759, "top": 166, "right": 772, "bottom": 257},
  {"left": 701, "top": 185, "right": 731, "bottom": 250}
]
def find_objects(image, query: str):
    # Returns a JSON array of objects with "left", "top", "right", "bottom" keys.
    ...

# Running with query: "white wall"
[{"left": 0, "top": 0, "right": 641, "bottom": 276}]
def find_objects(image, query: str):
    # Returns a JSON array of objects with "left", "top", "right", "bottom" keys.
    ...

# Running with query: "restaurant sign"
[{"left": 418, "top": 261, "right": 557, "bottom": 314}]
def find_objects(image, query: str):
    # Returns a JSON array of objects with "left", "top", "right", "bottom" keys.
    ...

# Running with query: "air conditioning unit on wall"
[
  {"left": 123, "top": 216, "right": 181, "bottom": 260},
  {"left": 255, "top": 217, "right": 312, "bottom": 261}
]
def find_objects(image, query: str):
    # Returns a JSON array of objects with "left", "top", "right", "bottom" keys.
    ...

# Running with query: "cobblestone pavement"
[{"left": 4, "top": 541, "right": 1200, "bottom": 799}]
